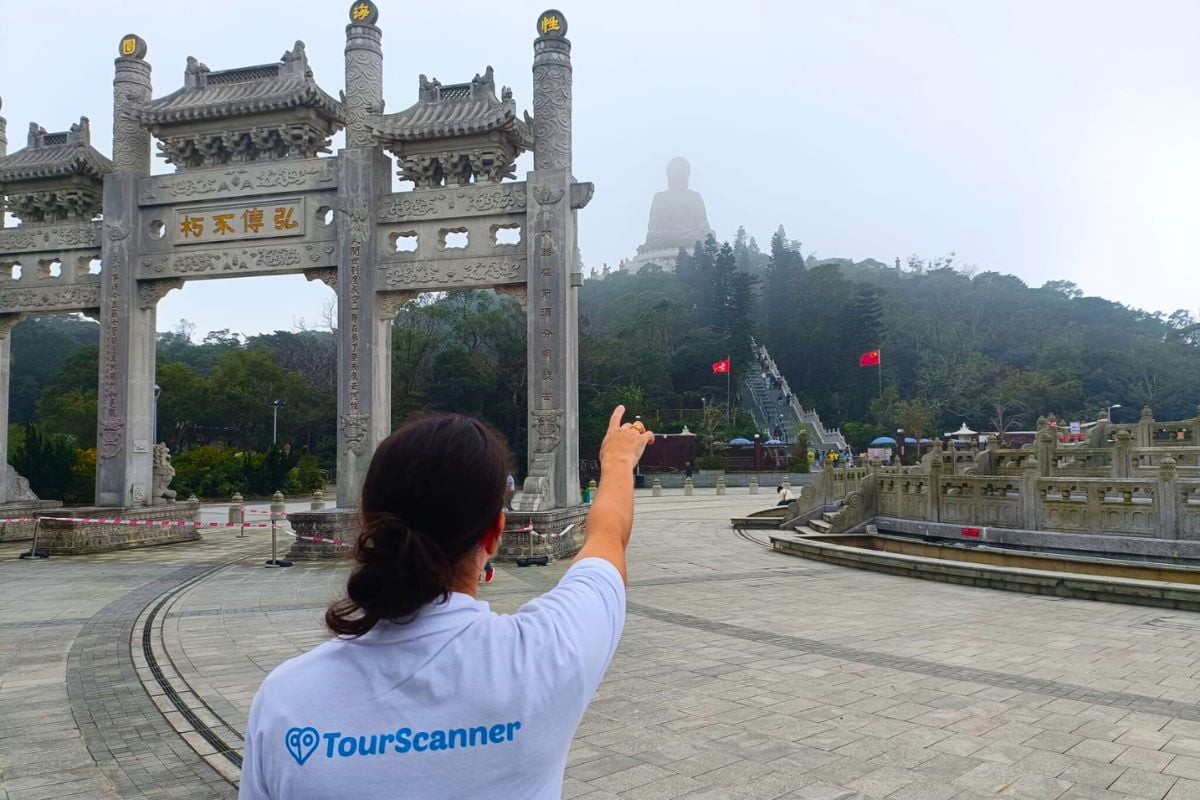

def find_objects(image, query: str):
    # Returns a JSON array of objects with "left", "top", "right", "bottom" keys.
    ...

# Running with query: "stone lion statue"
[{"left": 152, "top": 443, "right": 177, "bottom": 505}]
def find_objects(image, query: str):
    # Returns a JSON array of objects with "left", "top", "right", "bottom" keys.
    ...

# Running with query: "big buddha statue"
[{"left": 623, "top": 157, "right": 713, "bottom": 273}]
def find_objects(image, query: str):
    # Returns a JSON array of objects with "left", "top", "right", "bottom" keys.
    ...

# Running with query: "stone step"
[
  {"left": 821, "top": 511, "right": 838, "bottom": 523},
  {"left": 794, "top": 525, "right": 821, "bottom": 536},
  {"left": 808, "top": 518, "right": 833, "bottom": 532}
]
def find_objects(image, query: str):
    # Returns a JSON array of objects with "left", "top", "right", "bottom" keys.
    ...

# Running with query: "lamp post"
[
  {"left": 271, "top": 398, "right": 287, "bottom": 446},
  {"left": 1107, "top": 403, "right": 1122, "bottom": 422},
  {"left": 152, "top": 384, "right": 161, "bottom": 445},
  {"left": 897, "top": 427, "right": 905, "bottom": 465}
]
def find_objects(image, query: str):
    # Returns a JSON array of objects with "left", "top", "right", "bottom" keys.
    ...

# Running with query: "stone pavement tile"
[
  {"left": 1059, "top": 759, "right": 1128, "bottom": 789},
  {"left": 1109, "top": 767, "right": 1178, "bottom": 799},
  {"left": 675, "top": 788, "right": 741, "bottom": 800},
  {"left": 777, "top": 782, "right": 863, "bottom": 799},
  {"left": 667, "top": 751, "right": 744, "bottom": 778},
  {"left": 915, "top": 753, "right": 985, "bottom": 782},
  {"left": 1120, "top": 730, "right": 1176, "bottom": 750},
  {"left": 568, "top": 754, "right": 647, "bottom": 782},
  {"left": 1168, "top": 757, "right": 1200, "bottom": 782},
  {"left": 588, "top": 763, "right": 676, "bottom": 794},
  {"left": 800, "top": 729, "right": 865, "bottom": 753},
  {"left": 1168, "top": 780, "right": 1200, "bottom": 800},
  {"left": 996, "top": 773, "right": 1073, "bottom": 799},
  {"left": 1074, "top": 721, "right": 1133, "bottom": 742},
  {"left": 1069, "top": 739, "right": 1130, "bottom": 764},
  {"left": 868, "top": 742, "right": 938, "bottom": 770},
  {"left": 886, "top": 778, "right": 961, "bottom": 800},
  {"left": 562, "top": 777, "right": 596, "bottom": 799},
  {"left": 954, "top": 762, "right": 1023, "bottom": 795},
  {"left": 1027, "top": 731, "right": 1089, "bottom": 754},
  {"left": 933, "top": 734, "right": 991, "bottom": 757},
  {"left": 693, "top": 759, "right": 774, "bottom": 787},
  {"left": 617, "top": 774, "right": 706, "bottom": 800},
  {"left": 765, "top": 746, "right": 840, "bottom": 776},
  {"left": 1113, "top": 747, "right": 1173, "bottom": 773},
  {"left": 1057, "top": 785, "right": 1132, "bottom": 800},
  {"left": 728, "top": 771, "right": 813, "bottom": 799},
  {"left": 845, "top": 765, "right": 917, "bottom": 797},
  {"left": 805, "top": 756, "right": 878, "bottom": 786},
  {"left": 1011, "top": 750, "right": 1075, "bottom": 777},
  {"left": 975, "top": 741, "right": 1034, "bottom": 765},
  {"left": 1166, "top": 741, "right": 1200, "bottom": 759}
]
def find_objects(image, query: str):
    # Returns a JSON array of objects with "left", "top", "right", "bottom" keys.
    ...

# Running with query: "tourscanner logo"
[{"left": 285, "top": 721, "right": 523, "bottom": 765}]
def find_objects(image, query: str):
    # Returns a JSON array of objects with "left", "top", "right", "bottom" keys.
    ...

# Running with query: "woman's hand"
[{"left": 599, "top": 406, "right": 654, "bottom": 470}]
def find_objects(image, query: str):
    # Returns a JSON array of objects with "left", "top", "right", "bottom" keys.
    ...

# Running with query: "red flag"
[
  {"left": 858, "top": 349, "right": 881, "bottom": 367},
  {"left": 712, "top": 358, "right": 731, "bottom": 374}
]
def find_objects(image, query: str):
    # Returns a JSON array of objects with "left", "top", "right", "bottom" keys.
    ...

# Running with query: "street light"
[
  {"left": 897, "top": 427, "right": 905, "bottom": 465},
  {"left": 1107, "top": 403, "right": 1122, "bottom": 422},
  {"left": 153, "top": 384, "right": 161, "bottom": 445},
  {"left": 271, "top": 398, "right": 287, "bottom": 446}
]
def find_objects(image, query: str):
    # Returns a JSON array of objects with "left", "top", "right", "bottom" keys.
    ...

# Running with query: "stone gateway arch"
[{"left": 0, "top": 3, "right": 590, "bottom": 551}]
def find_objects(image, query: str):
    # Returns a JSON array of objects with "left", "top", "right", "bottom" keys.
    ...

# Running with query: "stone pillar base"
[
  {"left": 285, "top": 508, "right": 362, "bottom": 560},
  {"left": 33, "top": 502, "right": 201, "bottom": 554},
  {"left": 0, "top": 500, "right": 65, "bottom": 542},
  {"left": 498, "top": 505, "right": 588, "bottom": 563}
]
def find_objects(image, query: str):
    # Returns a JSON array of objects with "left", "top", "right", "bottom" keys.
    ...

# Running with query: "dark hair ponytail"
[{"left": 325, "top": 414, "right": 511, "bottom": 637}]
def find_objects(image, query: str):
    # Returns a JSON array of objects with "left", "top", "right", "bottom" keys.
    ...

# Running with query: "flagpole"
[
  {"left": 878, "top": 347, "right": 883, "bottom": 399},
  {"left": 726, "top": 354, "right": 731, "bottom": 424}
]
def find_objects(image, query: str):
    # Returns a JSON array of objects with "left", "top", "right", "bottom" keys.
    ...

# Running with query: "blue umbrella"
[
  {"left": 870, "top": 436, "right": 898, "bottom": 446},
  {"left": 765, "top": 438, "right": 784, "bottom": 445},
  {"left": 728, "top": 437, "right": 753, "bottom": 445},
  {"left": 904, "top": 437, "right": 918, "bottom": 445}
]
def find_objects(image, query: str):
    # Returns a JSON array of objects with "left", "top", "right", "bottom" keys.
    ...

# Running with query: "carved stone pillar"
[
  {"left": 0, "top": 314, "right": 22, "bottom": 503},
  {"left": 344, "top": 0, "right": 383, "bottom": 149},
  {"left": 96, "top": 36, "right": 154, "bottom": 508},
  {"left": 517, "top": 11, "right": 580, "bottom": 510},
  {"left": 334, "top": 148, "right": 391, "bottom": 508},
  {"left": 0, "top": 97, "right": 7, "bottom": 216}
]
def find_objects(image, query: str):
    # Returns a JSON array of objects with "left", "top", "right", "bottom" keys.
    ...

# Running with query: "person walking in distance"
[{"left": 239, "top": 407, "right": 654, "bottom": 800}]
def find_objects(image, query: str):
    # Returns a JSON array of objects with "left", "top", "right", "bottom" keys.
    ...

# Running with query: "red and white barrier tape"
[{"left": 1, "top": 515, "right": 278, "bottom": 528}]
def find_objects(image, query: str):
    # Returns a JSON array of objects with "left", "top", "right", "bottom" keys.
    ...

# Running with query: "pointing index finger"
[{"left": 608, "top": 405, "right": 626, "bottom": 433}]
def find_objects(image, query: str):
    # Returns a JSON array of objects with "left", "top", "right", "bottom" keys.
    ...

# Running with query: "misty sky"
[{"left": 2, "top": 0, "right": 1198, "bottom": 336}]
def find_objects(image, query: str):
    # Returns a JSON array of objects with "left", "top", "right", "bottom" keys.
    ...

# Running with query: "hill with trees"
[{"left": 9, "top": 225, "right": 1199, "bottom": 496}]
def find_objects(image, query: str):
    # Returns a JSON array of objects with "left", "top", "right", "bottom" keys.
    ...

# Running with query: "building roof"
[
  {"left": 0, "top": 118, "right": 112, "bottom": 184},
  {"left": 368, "top": 66, "right": 532, "bottom": 146},
  {"left": 135, "top": 42, "right": 343, "bottom": 128}
]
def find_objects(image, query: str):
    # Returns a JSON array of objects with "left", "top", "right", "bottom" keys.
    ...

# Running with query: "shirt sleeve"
[{"left": 514, "top": 557, "right": 626, "bottom": 697}]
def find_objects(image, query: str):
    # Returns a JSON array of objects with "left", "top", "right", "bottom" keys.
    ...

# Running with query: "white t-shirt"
[{"left": 238, "top": 557, "right": 625, "bottom": 800}]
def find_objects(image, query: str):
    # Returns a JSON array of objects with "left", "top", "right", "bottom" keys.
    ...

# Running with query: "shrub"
[
  {"left": 283, "top": 453, "right": 325, "bottom": 495},
  {"left": 695, "top": 454, "right": 727, "bottom": 471}
]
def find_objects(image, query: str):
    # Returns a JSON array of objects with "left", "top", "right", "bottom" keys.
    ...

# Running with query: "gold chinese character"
[
  {"left": 179, "top": 215, "right": 204, "bottom": 238},
  {"left": 121, "top": 37, "right": 137, "bottom": 56},
  {"left": 351, "top": 2, "right": 372, "bottom": 20},
  {"left": 213, "top": 213, "right": 236, "bottom": 236},
  {"left": 242, "top": 208, "right": 264, "bottom": 233},
  {"left": 273, "top": 206, "right": 299, "bottom": 230},
  {"left": 540, "top": 14, "right": 560, "bottom": 34}
]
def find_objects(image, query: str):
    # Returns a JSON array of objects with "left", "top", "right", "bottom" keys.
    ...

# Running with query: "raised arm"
[{"left": 575, "top": 406, "right": 654, "bottom": 583}]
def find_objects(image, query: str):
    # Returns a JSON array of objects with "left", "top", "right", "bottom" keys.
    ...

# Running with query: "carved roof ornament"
[
  {"left": 368, "top": 66, "right": 532, "bottom": 188},
  {"left": 136, "top": 41, "right": 344, "bottom": 170},
  {"left": 0, "top": 115, "right": 113, "bottom": 224}
]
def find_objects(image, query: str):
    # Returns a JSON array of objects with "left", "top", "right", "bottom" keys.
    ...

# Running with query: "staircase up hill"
[{"left": 745, "top": 340, "right": 848, "bottom": 453}]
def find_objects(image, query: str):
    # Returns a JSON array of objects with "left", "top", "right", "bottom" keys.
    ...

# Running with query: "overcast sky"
[{"left": 3, "top": 0, "right": 1198, "bottom": 336}]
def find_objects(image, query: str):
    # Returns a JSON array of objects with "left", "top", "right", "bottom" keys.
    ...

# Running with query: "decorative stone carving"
[
  {"left": 495, "top": 285, "right": 527, "bottom": 310},
  {"left": 304, "top": 267, "right": 338, "bottom": 289},
  {"left": 137, "top": 278, "right": 183, "bottom": 309},
  {"left": 3, "top": 464, "right": 38, "bottom": 503},
  {"left": 531, "top": 29, "right": 572, "bottom": 171},
  {"left": 382, "top": 258, "right": 522, "bottom": 289},
  {"left": 0, "top": 224, "right": 98, "bottom": 253},
  {"left": 151, "top": 443, "right": 177, "bottom": 505},
  {"left": 99, "top": 416, "right": 125, "bottom": 461},
  {"left": 139, "top": 161, "right": 335, "bottom": 204},
  {"left": 0, "top": 284, "right": 100, "bottom": 312},
  {"left": 339, "top": 413, "right": 369, "bottom": 455},
  {"left": 113, "top": 38, "right": 152, "bottom": 174},
  {"left": 377, "top": 291, "right": 418, "bottom": 319},
  {"left": 376, "top": 185, "right": 528, "bottom": 222},
  {"left": 531, "top": 185, "right": 564, "bottom": 206},
  {"left": 344, "top": 2, "right": 384, "bottom": 148},
  {"left": 531, "top": 407, "right": 564, "bottom": 454},
  {"left": 139, "top": 243, "right": 331, "bottom": 278}
]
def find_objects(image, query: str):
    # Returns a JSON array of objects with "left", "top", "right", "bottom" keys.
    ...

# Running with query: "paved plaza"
[{"left": 7, "top": 495, "right": 1200, "bottom": 799}]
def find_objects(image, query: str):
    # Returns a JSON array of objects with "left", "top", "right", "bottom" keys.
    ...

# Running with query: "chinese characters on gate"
[{"left": 174, "top": 200, "right": 305, "bottom": 245}]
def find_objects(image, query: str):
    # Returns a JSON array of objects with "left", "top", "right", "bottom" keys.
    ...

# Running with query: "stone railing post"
[
  {"left": 228, "top": 492, "right": 244, "bottom": 526},
  {"left": 651, "top": 477, "right": 661, "bottom": 497},
  {"left": 1112, "top": 429, "right": 1134, "bottom": 478},
  {"left": 716, "top": 475, "right": 726, "bottom": 495},
  {"left": 1137, "top": 406, "right": 1154, "bottom": 447},
  {"left": 1034, "top": 428, "right": 1057, "bottom": 478},
  {"left": 1021, "top": 458, "right": 1041, "bottom": 530},
  {"left": 927, "top": 453, "right": 942, "bottom": 523},
  {"left": 1159, "top": 457, "right": 1179, "bottom": 539},
  {"left": 749, "top": 475, "right": 759, "bottom": 495},
  {"left": 683, "top": 477, "right": 694, "bottom": 496},
  {"left": 310, "top": 490, "right": 326, "bottom": 511}
]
